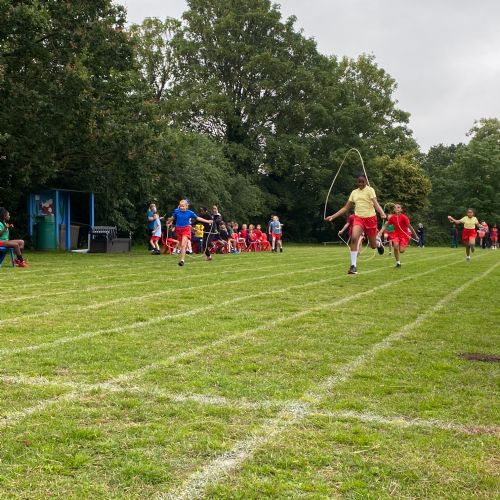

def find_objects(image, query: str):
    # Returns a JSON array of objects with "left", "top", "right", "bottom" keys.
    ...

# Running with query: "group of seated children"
[{"left": 157, "top": 212, "right": 284, "bottom": 256}]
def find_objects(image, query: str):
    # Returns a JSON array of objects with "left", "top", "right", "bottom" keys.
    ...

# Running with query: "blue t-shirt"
[
  {"left": 173, "top": 208, "right": 197, "bottom": 228},
  {"left": 146, "top": 209, "right": 155, "bottom": 230},
  {"left": 270, "top": 220, "right": 282, "bottom": 234},
  {"left": 152, "top": 218, "right": 161, "bottom": 237}
]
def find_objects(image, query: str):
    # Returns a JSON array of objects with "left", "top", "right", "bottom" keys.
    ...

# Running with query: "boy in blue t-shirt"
[
  {"left": 269, "top": 215, "right": 284, "bottom": 252},
  {"left": 150, "top": 213, "right": 162, "bottom": 255}
]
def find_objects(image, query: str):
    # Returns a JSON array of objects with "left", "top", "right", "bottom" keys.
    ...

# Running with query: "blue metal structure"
[{"left": 28, "top": 189, "right": 95, "bottom": 250}]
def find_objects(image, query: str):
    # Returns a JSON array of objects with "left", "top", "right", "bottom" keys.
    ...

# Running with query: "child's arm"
[
  {"left": 408, "top": 223, "right": 419, "bottom": 241},
  {"left": 325, "top": 201, "right": 353, "bottom": 222},
  {"left": 196, "top": 216, "right": 213, "bottom": 225},
  {"left": 338, "top": 221, "right": 350, "bottom": 235},
  {"left": 372, "top": 198, "right": 387, "bottom": 220},
  {"left": 377, "top": 220, "right": 388, "bottom": 239},
  {"left": 447, "top": 216, "right": 463, "bottom": 224}
]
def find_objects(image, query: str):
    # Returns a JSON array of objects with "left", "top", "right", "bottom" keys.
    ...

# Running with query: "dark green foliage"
[{"left": 1, "top": 0, "right": 497, "bottom": 242}]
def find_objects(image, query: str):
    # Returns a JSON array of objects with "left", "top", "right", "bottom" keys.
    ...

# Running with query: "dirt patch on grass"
[{"left": 460, "top": 352, "right": 500, "bottom": 363}]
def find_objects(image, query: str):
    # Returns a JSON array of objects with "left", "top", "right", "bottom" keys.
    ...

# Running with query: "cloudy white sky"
[{"left": 120, "top": 0, "right": 500, "bottom": 151}]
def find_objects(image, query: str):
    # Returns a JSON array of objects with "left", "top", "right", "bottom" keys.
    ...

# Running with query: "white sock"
[
  {"left": 350, "top": 251, "right": 358, "bottom": 266},
  {"left": 396, "top": 260, "right": 401, "bottom": 265}
]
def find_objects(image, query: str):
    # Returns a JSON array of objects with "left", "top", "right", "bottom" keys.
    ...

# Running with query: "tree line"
[{"left": 1, "top": 0, "right": 498, "bottom": 243}]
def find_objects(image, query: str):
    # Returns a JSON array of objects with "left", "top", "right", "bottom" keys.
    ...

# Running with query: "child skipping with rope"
[
  {"left": 378, "top": 203, "right": 418, "bottom": 268},
  {"left": 325, "top": 174, "right": 386, "bottom": 274},
  {"left": 447, "top": 209, "right": 484, "bottom": 263},
  {"left": 168, "top": 200, "right": 212, "bottom": 267}
]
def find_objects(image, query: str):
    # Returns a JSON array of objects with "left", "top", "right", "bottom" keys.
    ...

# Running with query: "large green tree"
[{"left": 0, "top": 0, "right": 145, "bottom": 229}]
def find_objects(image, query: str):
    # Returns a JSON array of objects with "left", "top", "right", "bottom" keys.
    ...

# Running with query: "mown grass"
[{"left": 0, "top": 245, "right": 498, "bottom": 498}]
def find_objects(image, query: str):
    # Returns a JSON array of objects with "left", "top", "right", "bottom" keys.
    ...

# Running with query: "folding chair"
[{"left": 0, "top": 247, "right": 16, "bottom": 268}]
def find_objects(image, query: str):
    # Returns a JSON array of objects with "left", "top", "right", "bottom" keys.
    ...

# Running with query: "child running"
[
  {"left": 269, "top": 215, "right": 284, "bottom": 252},
  {"left": 169, "top": 200, "right": 212, "bottom": 266},
  {"left": 325, "top": 174, "right": 385, "bottom": 274},
  {"left": 378, "top": 203, "right": 418, "bottom": 268},
  {"left": 150, "top": 213, "right": 162, "bottom": 255},
  {"left": 447, "top": 209, "right": 483, "bottom": 263},
  {"left": 0, "top": 207, "right": 28, "bottom": 267}
]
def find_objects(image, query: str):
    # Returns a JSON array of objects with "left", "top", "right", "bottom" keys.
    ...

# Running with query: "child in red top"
[
  {"left": 338, "top": 214, "right": 365, "bottom": 252},
  {"left": 490, "top": 223, "right": 498, "bottom": 250},
  {"left": 378, "top": 203, "right": 418, "bottom": 268}
]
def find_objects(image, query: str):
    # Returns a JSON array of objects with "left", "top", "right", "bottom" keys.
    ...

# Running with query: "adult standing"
[
  {"left": 450, "top": 224, "right": 458, "bottom": 248},
  {"left": 199, "top": 207, "right": 217, "bottom": 260},
  {"left": 211, "top": 205, "right": 223, "bottom": 228},
  {"left": 417, "top": 223, "right": 425, "bottom": 248}
]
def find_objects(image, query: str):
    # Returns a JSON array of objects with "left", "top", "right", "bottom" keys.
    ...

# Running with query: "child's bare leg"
[
  {"left": 367, "top": 233, "right": 378, "bottom": 249},
  {"left": 3, "top": 241, "right": 22, "bottom": 258},
  {"left": 180, "top": 236, "right": 187, "bottom": 261},
  {"left": 356, "top": 234, "right": 364, "bottom": 253},
  {"left": 393, "top": 243, "right": 400, "bottom": 261}
]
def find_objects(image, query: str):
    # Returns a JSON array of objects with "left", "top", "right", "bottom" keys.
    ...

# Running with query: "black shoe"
[
  {"left": 348, "top": 265, "right": 357, "bottom": 274},
  {"left": 395, "top": 262, "right": 401, "bottom": 268},
  {"left": 376, "top": 237, "right": 384, "bottom": 255},
  {"left": 178, "top": 260, "right": 185, "bottom": 267},
  {"left": 279, "top": 247, "right": 283, "bottom": 253}
]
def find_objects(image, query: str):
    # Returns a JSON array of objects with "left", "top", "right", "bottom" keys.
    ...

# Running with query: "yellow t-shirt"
[
  {"left": 348, "top": 186, "right": 377, "bottom": 217},
  {"left": 195, "top": 223, "right": 204, "bottom": 238},
  {"left": 460, "top": 216, "right": 478, "bottom": 229}
]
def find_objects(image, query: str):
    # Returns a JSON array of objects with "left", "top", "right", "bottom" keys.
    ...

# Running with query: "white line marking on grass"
[
  {"left": 2, "top": 253, "right": 327, "bottom": 301},
  {"left": 3, "top": 250, "right": 326, "bottom": 285},
  {"left": 0, "top": 251, "right": 456, "bottom": 357},
  {"left": 0, "top": 255, "right": 460, "bottom": 435},
  {"left": 0, "top": 264, "right": 337, "bottom": 325},
  {"left": 0, "top": 269, "right": 355, "bottom": 357},
  {"left": 2, "top": 375, "right": 498, "bottom": 437},
  {"left": 308, "top": 409, "right": 500, "bottom": 437},
  {"left": 166, "top": 259, "right": 500, "bottom": 500}
]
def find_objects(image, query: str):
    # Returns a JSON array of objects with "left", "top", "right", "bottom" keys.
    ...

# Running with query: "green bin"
[{"left": 35, "top": 215, "right": 57, "bottom": 250}]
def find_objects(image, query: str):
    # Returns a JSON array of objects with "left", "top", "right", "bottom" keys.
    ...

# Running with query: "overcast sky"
[{"left": 120, "top": 0, "right": 500, "bottom": 151}]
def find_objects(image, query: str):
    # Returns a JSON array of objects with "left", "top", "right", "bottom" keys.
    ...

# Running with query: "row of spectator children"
[{"left": 160, "top": 218, "right": 284, "bottom": 255}]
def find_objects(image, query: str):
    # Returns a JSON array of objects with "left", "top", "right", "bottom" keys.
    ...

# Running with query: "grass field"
[{"left": 0, "top": 245, "right": 499, "bottom": 498}]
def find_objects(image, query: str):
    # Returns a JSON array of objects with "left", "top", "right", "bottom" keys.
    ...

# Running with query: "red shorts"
[
  {"left": 389, "top": 234, "right": 409, "bottom": 249},
  {"left": 462, "top": 228, "right": 477, "bottom": 242},
  {"left": 491, "top": 236, "right": 498, "bottom": 243},
  {"left": 352, "top": 215, "right": 378, "bottom": 238},
  {"left": 175, "top": 226, "right": 192, "bottom": 240},
  {"left": 272, "top": 234, "right": 282, "bottom": 240},
  {"left": 151, "top": 236, "right": 160, "bottom": 242},
  {"left": 0, "top": 241, "right": 7, "bottom": 247}
]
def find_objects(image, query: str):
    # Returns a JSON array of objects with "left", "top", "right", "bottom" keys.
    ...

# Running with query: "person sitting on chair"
[{"left": 0, "top": 207, "right": 28, "bottom": 267}]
